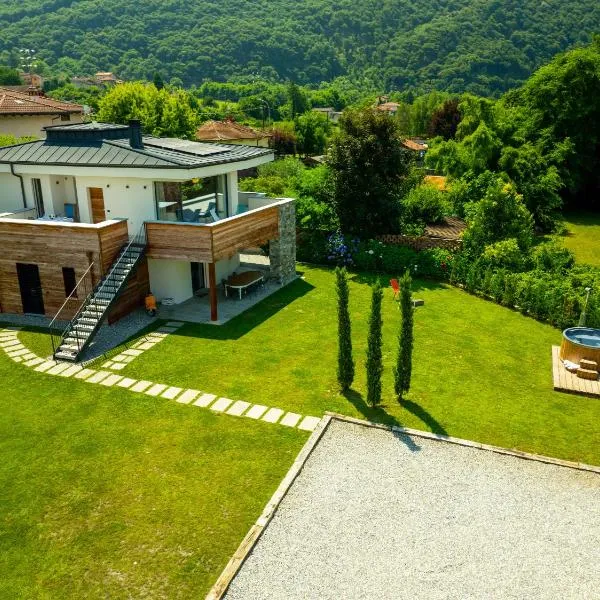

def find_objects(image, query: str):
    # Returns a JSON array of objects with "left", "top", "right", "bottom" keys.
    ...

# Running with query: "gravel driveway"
[{"left": 224, "top": 420, "right": 600, "bottom": 599}]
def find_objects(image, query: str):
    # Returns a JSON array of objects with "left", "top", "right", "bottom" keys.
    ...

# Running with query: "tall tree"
[
  {"left": 335, "top": 267, "right": 354, "bottom": 392},
  {"left": 366, "top": 281, "right": 383, "bottom": 407},
  {"left": 328, "top": 108, "right": 412, "bottom": 236},
  {"left": 394, "top": 270, "right": 414, "bottom": 401},
  {"left": 428, "top": 98, "right": 461, "bottom": 140},
  {"left": 294, "top": 111, "right": 329, "bottom": 156},
  {"left": 0, "top": 66, "right": 22, "bottom": 85},
  {"left": 286, "top": 81, "right": 310, "bottom": 119}
]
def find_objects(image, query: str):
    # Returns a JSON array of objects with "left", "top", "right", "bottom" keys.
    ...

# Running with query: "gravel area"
[{"left": 225, "top": 421, "right": 600, "bottom": 600}]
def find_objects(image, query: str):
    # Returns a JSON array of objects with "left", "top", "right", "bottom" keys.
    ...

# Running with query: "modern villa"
[{"left": 0, "top": 121, "right": 296, "bottom": 360}]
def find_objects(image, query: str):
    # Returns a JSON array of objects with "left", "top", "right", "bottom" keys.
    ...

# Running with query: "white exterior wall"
[
  {"left": 75, "top": 176, "right": 156, "bottom": 234},
  {"left": 0, "top": 114, "right": 84, "bottom": 139},
  {"left": 147, "top": 258, "right": 193, "bottom": 304},
  {"left": 0, "top": 173, "right": 24, "bottom": 212},
  {"left": 215, "top": 254, "right": 240, "bottom": 284},
  {"left": 227, "top": 171, "right": 239, "bottom": 216}
]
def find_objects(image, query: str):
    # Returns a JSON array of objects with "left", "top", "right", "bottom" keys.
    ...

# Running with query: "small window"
[
  {"left": 62, "top": 267, "right": 77, "bottom": 298},
  {"left": 60, "top": 113, "right": 71, "bottom": 122}
]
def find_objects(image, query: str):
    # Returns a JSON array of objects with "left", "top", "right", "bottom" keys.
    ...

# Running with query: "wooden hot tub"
[{"left": 559, "top": 327, "right": 600, "bottom": 365}]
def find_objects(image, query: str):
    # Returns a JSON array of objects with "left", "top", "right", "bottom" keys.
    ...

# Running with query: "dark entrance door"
[
  {"left": 191, "top": 262, "right": 205, "bottom": 294},
  {"left": 16, "top": 263, "right": 45, "bottom": 315}
]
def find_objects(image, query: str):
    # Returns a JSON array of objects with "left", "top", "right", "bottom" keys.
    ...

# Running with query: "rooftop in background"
[
  {"left": 0, "top": 121, "right": 273, "bottom": 169},
  {"left": 375, "top": 101, "right": 401, "bottom": 112},
  {"left": 424, "top": 216, "right": 466, "bottom": 240},
  {"left": 0, "top": 87, "right": 84, "bottom": 116},
  {"left": 196, "top": 120, "right": 271, "bottom": 142},
  {"left": 402, "top": 138, "right": 428, "bottom": 152}
]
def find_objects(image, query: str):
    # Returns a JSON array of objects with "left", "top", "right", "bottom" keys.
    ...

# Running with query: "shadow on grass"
[
  {"left": 173, "top": 277, "right": 316, "bottom": 341},
  {"left": 342, "top": 389, "right": 422, "bottom": 452},
  {"left": 399, "top": 398, "right": 448, "bottom": 436}
]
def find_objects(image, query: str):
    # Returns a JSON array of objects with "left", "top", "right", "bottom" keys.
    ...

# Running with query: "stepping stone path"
[{"left": 0, "top": 327, "right": 322, "bottom": 433}]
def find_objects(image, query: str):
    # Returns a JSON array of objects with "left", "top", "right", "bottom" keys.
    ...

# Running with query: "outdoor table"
[{"left": 225, "top": 270, "right": 264, "bottom": 299}]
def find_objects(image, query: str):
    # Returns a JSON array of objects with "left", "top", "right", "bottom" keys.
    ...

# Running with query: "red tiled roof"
[
  {"left": 0, "top": 88, "right": 84, "bottom": 116},
  {"left": 402, "top": 139, "right": 428, "bottom": 151},
  {"left": 376, "top": 102, "right": 400, "bottom": 112},
  {"left": 196, "top": 120, "right": 271, "bottom": 141}
]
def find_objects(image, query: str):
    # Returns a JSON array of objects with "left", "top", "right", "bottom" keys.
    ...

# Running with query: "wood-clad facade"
[
  {"left": 0, "top": 219, "right": 134, "bottom": 320},
  {"left": 146, "top": 203, "right": 280, "bottom": 263}
]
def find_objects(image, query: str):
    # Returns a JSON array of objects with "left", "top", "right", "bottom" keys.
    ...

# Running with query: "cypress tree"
[
  {"left": 366, "top": 281, "right": 383, "bottom": 407},
  {"left": 336, "top": 267, "right": 354, "bottom": 391},
  {"left": 394, "top": 270, "right": 414, "bottom": 401}
]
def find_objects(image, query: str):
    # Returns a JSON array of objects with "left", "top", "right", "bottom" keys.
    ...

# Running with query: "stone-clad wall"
[{"left": 269, "top": 201, "right": 296, "bottom": 284}]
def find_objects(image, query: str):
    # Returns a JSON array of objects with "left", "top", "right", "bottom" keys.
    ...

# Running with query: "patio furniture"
[
  {"left": 225, "top": 270, "right": 264, "bottom": 299},
  {"left": 390, "top": 279, "right": 400, "bottom": 300},
  {"left": 195, "top": 201, "right": 216, "bottom": 223},
  {"left": 209, "top": 208, "right": 220, "bottom": 222},
  {"left": 182, "top": 208, "right": 196, "bottom": 222}
]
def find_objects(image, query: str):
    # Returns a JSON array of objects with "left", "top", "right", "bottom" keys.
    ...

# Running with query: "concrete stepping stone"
[
  {"left": 136, "top": 342, "right": 156, "bottom": 351},
  {"left": 7, "top": 348, "right": 29, "bottom": 357},
  {"left": 1, "top": 340, "right": 22, "bottom": 348},
  {"left": 245, "top": 404, "right": 268, "bottom": 420},
  {"left": 164, "top": 321, "right": 184, "bottom": 327},
  {"left": 123, "top": 349, "right": 143, "bottom": 357},
  {"left": 227, "top": 400, "right": 251, "bottom": 416},
  {"left": 35, "top": 361, "right": 57, "bottom": 373},
  {"left": 86, "top": 371, "right": 111, "bottom": 384},
  {"left": 11, "top": 356, "right": 23, "bottom": 362},
  {"left": 193, "top": 393, "right": 216, "bottom": 407},
  {"left": 24, "top": 357, "right": 45, "bottom": 367},
  {"left": 177, "top": 389, "right": 201, "bottom": 404},
  {"left": 116, "top": 377, "right": 137, "bottom": 389},
  {"left": 210, "top": 397, "right": 233, "bottom": 412},
  {"left": 74, "top": 368, "right": 96, "bottom": 380},
  {"left": 130, "top": 380, "right": 153, "bottom": 393},
  {"left": 147, "top": 333, "right": 168, "bottom": 339},
  {"left": 100, "top": 374, "right": 123, "bottom": 387},
  {"left": 0, "top": 335, "right": 18, "bottom": 341},
  {"left": 298, "top": 416, "right": 321, "bottom": 431},
  {"left": 157, "top": 327, "right": 179, "bottom": 333},
  {"left": 109, "top": 362, "right": 127, "bottom": 371},
  {"left": 22, "top": 353, "right": 37, "bottom": 360},
  {"left": 161, "top": 386, "right": 182, "bottom": 400},
  {"left": 112, "top": 353, "right": 128, "bottom": 361},
  {"left": 60, "top": 365, "right": 83, "bottom": 377},
  {"left": 262, "top": 408, "right": 284, "bottom": 424},
  {"left": 146, "top": 383, "right": 167, "bottom": 396},
  {"left": 280, "top": 412, "right": 302, "bottom": 428},
  {"left": 102, "top": 361, "right": 114, "bottom": 368}
]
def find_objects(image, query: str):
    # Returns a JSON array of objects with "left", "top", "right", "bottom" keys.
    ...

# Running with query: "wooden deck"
[{"left": 552, "top": 346, "right": 600, "bottom": 398}]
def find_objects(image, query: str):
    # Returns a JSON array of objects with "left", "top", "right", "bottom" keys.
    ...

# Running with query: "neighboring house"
[
  {"left": 311, "top": 107, "right": 342, "bottom": 123},
  {"left": 196, "top": 120, "right": 271, "bottom": 147},
  {"left": 402, "top": 138, "right": 428, "bottom": 164},
  {"left": 375, "top": 102, "right": 401, "bottom": 116},
  {"left": 95, "top": 72, "right": 121, "bottom": 85},
  {"left": 0, "top": 88, "right": 84, "bottom": 138},
  {"left": 19, "top": 72, "right": 44, "bottom": 89},
  {"left": 0, "top": 121, "right": 295, "bottom": 361}
]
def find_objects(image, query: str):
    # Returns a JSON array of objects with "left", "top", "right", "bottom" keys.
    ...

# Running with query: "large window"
[{"left": 154, "top": 175, "right": 228, "bottom": 222}]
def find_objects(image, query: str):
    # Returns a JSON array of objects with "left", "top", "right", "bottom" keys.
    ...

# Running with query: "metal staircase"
[{"left": 51, "top": 228, "right": 146, "bottom": 362}]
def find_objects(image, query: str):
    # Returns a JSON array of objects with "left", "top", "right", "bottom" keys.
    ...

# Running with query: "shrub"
[
  {"left": 394, "top": 270, "right": 413, "bottom": 401},
  {"left": 480, "top": 238, "right": 527, "bottom": 272},
  {"left": 366, "top": 281, "right": 384, "bottom": 407},
  {"left": 402, "top": 184, "right": 450, "bottom": 227},
  {"left": 532, "top": 241, "right": 575, "bottom": 273},
  {"left": 335, "top": 267, "right": 354, "bottom": 392}
]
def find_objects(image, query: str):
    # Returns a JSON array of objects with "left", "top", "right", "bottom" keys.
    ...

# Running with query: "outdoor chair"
[
  {"left": 182, "top": 208, "right": 196, "bottom": 222},
  {"left": 390, "top": 278, "right": 400, "bottom": 300}
]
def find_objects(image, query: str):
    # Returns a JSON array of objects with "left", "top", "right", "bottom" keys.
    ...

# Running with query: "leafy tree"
[
  {"left": 394, "top": 270, "right": 413, "bottom": 401},
  {"left": 428, "top": 98, "right": 461, "bottom": 139},
  {"left": 366, "top": 281, "right": 383, "bottom": 407},
  {"left": 270, "top": 125, "right": 297, "bottom": 156},
  {"left": 335, "top": 267, "right": 354, "bottom": 391},
  {"left": 97, "top": 82, "right": 197, "bottom": 138},
  {"left": 328, "top": 108, "right": 413, "bottom": 236},
  {"left": 0, "top": 134, "right": 35, "bottom": 147},
  {"left": 284, "top": 81, "right": 310, "bottom": 119},
  {"left": 402, "top": 184, "right": 450, "bottom": 227},
  {"left": 0, "top": 66, "right": 22, "bottom": 85},
  {"left": 463, "top": 179, "right": 534, "bottom": 254},
  {"left": 152, "top": 72, "right": 165, "bottom": 90},
  {"left": 294, "top": 111, "right": 329, "bottom": 156}
]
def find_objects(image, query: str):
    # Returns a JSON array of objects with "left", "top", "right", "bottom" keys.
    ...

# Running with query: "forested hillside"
[{"left": 0, "top": 0, "right": 598, "bottom": 95}]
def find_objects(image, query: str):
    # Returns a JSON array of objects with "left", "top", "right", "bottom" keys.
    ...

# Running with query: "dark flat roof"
[{"left": 0, "top": 122, "right": 273, "bottom": 169}]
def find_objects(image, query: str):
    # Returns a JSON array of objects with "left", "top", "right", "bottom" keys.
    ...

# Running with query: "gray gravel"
[{"left": 225, "top": 421, "right": 600, "bottom": 600}]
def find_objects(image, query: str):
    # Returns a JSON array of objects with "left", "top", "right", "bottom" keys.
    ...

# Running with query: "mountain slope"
[{"left": 0, "top": 0, "right": 598, "bottom": 94}]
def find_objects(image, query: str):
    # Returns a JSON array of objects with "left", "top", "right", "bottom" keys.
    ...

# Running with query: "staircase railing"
[{"left": 50, "top": 262, "right": 96, "bottom": 357}]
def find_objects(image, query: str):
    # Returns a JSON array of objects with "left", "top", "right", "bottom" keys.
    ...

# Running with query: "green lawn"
[
  {"left": 0, "top": 353, "right": 306, "bottom": 598},
  {"left": 44, "top": 264, "right": 598, "bottom": 465},
  {"left": 561, "top": 211, "right": 600, "bottom": 266}
]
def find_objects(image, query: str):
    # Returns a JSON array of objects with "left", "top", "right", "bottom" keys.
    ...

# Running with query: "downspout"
[{"left": 10, "top": 164, "right": 27, "bottom": 209}]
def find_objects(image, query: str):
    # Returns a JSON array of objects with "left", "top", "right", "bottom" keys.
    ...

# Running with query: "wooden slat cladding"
[
  {"left": 146, "top": 222, "right": 213, "bottom": 262},
  {"left": 0, "top": 220, "right": 128, "bottom": 319},
  {"left": 146, "top": 204, "right": 281, "bottom": 263},
  {"left": 211, "top": 206, "right": 279, "bottom": 260}
]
